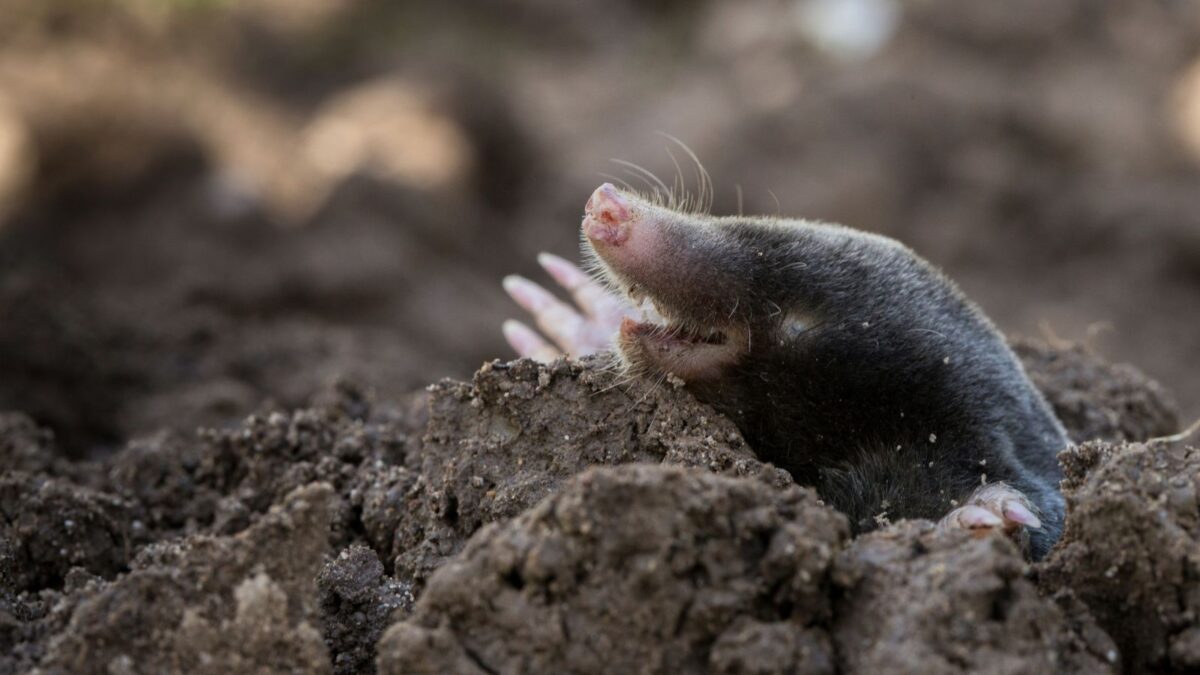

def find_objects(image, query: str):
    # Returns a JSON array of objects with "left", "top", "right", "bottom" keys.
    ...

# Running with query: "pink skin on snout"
[
  {"left": 582, "top": 183, "right": 632, "bottom": 245},
  {"left": 578, "top": 184, "right": 742, "bottom": 381},
  {"left": 582, "top": 183, "right": 665, "bottom": 281},
  {"left": 582, "top": 184, "right": 662, "bottom": 345}
]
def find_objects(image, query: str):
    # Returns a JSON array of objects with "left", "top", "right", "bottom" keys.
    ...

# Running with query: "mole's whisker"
[
  {"left": 658, "top": 132, "right": 712, "bottom": 214},
  {"left": 663, "top": 146, "right": 687, "bottom": 212},
  {"left": 766, "top": 188, "right": 781, "bottom": 217},
  {"left": 612, "top": 159, "right": 671, "bottom": 207}
]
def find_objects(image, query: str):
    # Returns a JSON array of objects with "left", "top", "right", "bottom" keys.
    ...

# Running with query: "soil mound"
[
  {"left": 37, "top": 483, "right": 335, "bottom": 674},
  {"left": 378, "top": 464, "right": 847, "bottom": 675},
  {"left": 397, "top": 356, "right": 790, "bottom": 584},
  {"left": 0, "top": 342, "right": 1190, "bottom": 673},
  {"left": 1039, "top": 440, "right": 1200, "bottom": 672},
  {"left": 833, "top": 521, "right": 1117, "bottom": 674},
  {"left": 1013, "top": 339, "right": 1180, "bottom": 443}
]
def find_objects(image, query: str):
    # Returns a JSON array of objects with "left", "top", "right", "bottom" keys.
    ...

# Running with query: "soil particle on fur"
[
  {"left": 393, "top": 355, "right": 792, "bottom": 586},
  {"left": 831, "top": 521, "right": 1118, "bottom": 674},
  {"left": 1038, "top": 440, "right": 1200, "bottom": 672},
  {"left": 1013, "top": 338, "right": 1180, "bottom": 443},
  {"left": 37, "top": 482, "right": 337, "bottom": 674},
  {"left": 377, "top": 464, "right": 848, "bottom": 675}
]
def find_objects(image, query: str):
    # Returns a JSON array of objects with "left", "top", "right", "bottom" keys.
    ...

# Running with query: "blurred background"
[{"left": 1, "top": 0, "right": 1197, "bottom": 457}]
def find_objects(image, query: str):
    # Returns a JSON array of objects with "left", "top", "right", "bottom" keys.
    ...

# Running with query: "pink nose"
[
  {"left": 583, "top": 183, "right": 633, "bottom": 245},
  {"left": 585, "top": 183, "right": 631, "bottom": 225}
]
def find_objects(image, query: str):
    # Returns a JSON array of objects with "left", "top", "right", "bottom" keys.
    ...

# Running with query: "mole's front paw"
[
  {"left": 938, "top": 483, "right": 1042, "bottom": 549},
  {"left": 502, "top": 253, "right": 634, "bottom": 362}
]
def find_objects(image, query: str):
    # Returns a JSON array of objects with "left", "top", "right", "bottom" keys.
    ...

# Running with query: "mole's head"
[
  {"left": 581, "top": 181, "right": 932, "bottom": 387},
  {"left": 583, "top": 183, "right": 747, "bottom": 381}
]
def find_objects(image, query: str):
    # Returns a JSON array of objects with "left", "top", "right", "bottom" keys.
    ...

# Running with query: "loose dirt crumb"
[{"left": 317, "top": 545, "right": 414, "bottom": 675}]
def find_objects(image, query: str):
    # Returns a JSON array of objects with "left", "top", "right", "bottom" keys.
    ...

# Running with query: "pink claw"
[
  {"left": 502, "top": 320, "right": 560, "bottom": 363},
  {"left": 502, "top": 275, "right": 548, "bottom": 311},
  {"left": 938, "top": 482, "right": 1043, "bottom": 546},
  {"left": 1002, "top": 501, "right": 1042, "bottom": 529},
  {"left": 537, "top": 252, "right": 588, "bottom": 290},
  {"left": 954, "top": 505, "right": 1004, "bottom": 530}
]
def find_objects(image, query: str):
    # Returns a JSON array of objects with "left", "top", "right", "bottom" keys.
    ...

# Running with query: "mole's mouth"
[
  {"left": 620, "top": 317, "right": 728, "bottom": 347},
  {"left": 615, "top": 285, "right": 742, "bottom": 381},
  {"left": 623, "top": 284, "right": 727, "bottom": 341}
]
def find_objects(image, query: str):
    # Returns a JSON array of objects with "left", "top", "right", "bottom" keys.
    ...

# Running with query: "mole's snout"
[{"left": 583, "top": 183, "right": 634, "bottom": 246}]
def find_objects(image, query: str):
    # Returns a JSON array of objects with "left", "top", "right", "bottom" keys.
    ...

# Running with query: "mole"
[{"left": 502, "top": 182, "right": 1067, "bottom": 559}]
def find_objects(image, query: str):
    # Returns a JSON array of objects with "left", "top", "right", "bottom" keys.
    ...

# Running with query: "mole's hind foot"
[{"left": 938, "top": 483, "right": 1041, "bottom": 551}]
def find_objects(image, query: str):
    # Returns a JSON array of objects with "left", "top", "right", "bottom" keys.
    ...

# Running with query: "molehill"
[{"left": 0, "top": 339, "right": 1194, "bottom": 674}]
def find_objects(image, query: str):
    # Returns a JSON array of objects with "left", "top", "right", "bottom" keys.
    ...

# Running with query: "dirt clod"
[
  {"left": 0, "top": 413, "right": 56, "bottom": 475},
  {"left": 1039, "top": 440, "right": 1200, "bottom": 672},
  {"left": 832, "top": 521, "right": 1118, "bottom": 674},
  {"left": 318, "top": 545, "right": 414, "bottom": 675},
  {"left": 0, "top": 473, "right": 135, "bottom": 595},
  {"left": 378, "top": 464, "right": 848, "bottom": 675},
  {"left": 37, "top": 482, "right": 337, "bottom": 674}
]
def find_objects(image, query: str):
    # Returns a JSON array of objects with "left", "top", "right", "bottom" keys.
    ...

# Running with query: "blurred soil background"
[{"left": 1, "top": 0, "right": 1198, "bottom": 453}]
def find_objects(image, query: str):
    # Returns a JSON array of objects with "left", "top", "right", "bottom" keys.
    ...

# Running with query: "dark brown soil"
[
  {"left": 318, "top": 545, "right": 413, "bottom": 675},
  {"left": 379, "top": 464, "right": 846, "bottom": 675},
  {"left": 37, "top": 483, "right": 336, "bottom": 674},
  {"left": 397, "top": 356, "right": 790, "bottom": 585},
  {"left": 0, "top": 340, "right": 1189, "bottom": 674},
  {"left": 0, "top": 473, "right": 135, "bottom": 595},
  {"left": 832, "top": 521, "right": 1117, "bottom": 674},
  {"left": 1013, "top": 339, "right": 1180, "bottom": 444},
  {"left": 1039, "top": 441, "right": 1200, "bottom": 672}
]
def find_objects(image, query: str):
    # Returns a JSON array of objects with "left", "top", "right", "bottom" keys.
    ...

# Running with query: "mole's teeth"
[{"left": 643, "top": 300, "right": 666, "bottom": 326}]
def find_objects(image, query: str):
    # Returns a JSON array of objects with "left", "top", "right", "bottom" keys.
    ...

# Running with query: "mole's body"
[{"left": 504, "top": 183, "right": 1067, "bottom": 558}]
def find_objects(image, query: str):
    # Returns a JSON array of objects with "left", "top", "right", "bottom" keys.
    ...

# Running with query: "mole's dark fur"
[{"left": 597, "top": 211, "right": 1068, "bottom": 559}]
